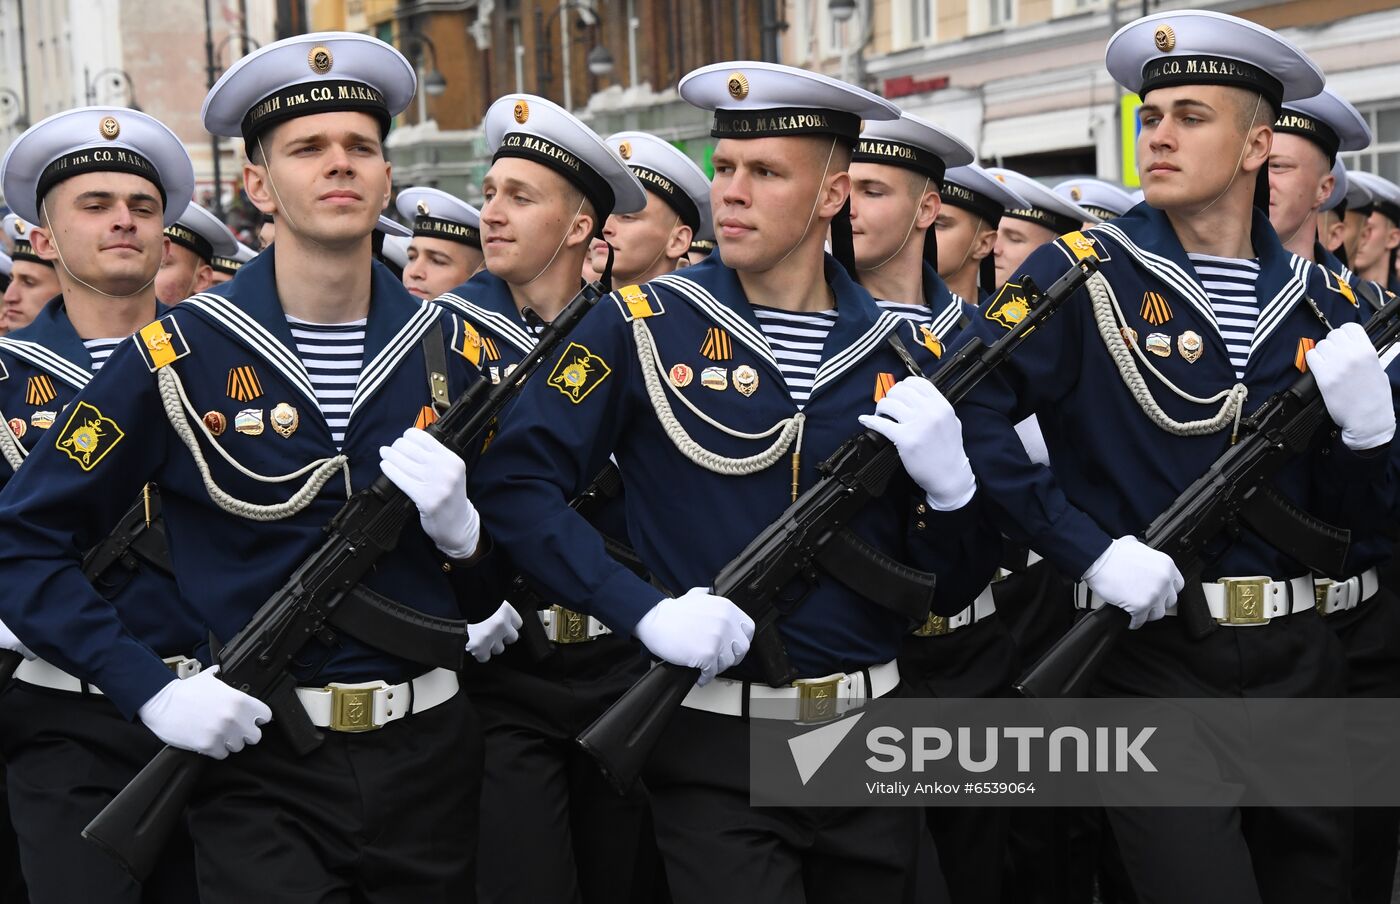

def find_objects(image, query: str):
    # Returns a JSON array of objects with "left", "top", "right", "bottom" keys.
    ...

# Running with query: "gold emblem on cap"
[
  {"left": 513, "top": 99, "right": 530, "bottom": 124},
  {"left": 618, "top": 141, "right": 632, "bottom": 160},
  {"left": 99, "top": 116, "right": 120, "bottom": 140},
  {"left": 1070, "top": 186, "right": 1083, "bottom": 201},
  {"left": 1154, "top": 25, "right": 1175, "bottom": 52},
  {"left": 309, "top": 45, "right": 333, "bottom": 74},
  {"left": 416, "top": 199, "right": 430, "bottom": 216},
  {"left": 727, "top": 72, "right": 749, "bottom": 100},
  {"left": 13, "top": 219, "right": 25, "bottom": 236}
]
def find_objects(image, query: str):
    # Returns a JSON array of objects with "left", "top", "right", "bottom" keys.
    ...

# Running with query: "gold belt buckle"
[
  {"left": 549, "top": 604, "right": 591, "bottom": 644},
  {"left": 913, "top": 613, "right": 951, "bottom": 637},
  {"left": 1314, "top": 579, "right": 1334, "bottom": 616},
  {"left": 792, "top": 673, "right": 845, "bottom": 724},
  {"left": 328, "top": 684, "right": 381, "bottom": 732},
  {"left": 1220, "top": 578, "right": 1270, "bottom": 625}
]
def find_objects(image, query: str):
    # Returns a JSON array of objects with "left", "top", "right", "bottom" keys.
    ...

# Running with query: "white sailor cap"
[
  {"left": 395, "top": 187, "right": 481, "bottom": 249},
  {"left": 202, "top": 32, "right": 416, "bottom": 147},
  {"left": 1130, "top": 189, "right": 1146, "bottom": 205},
  {"left": 939, "top": 164, "right": 1029, "bottom": 225},
  {"left": 2, "top": 213, "right": 49, "bottom": 266},
  {"left": 211, "top": 241, "right": 257, "bottom": 275},
  {"left": 987, "top": 167, "right": 1099, "bottom": 234},
  {"left": 380, "top": 234, "right": 411, "bottom": 270},
  {"left": 484, "top": 94, "right": 646, "bottom": 222},
  {"left": 1348, "top": 171, "right": 1400, "bottom": 224},
  {"left": 1106, "top": 10, "right": 1324, "bottom": 110},
  {"left": 679, "top": 60, "right": 899, "bottom": 147},
  {"left": 605, "top": 131, "right": 712, "bottom": 238},
  {"left": 852, "top": 112, "right": 974, "bottom": 187},
  {"left": 1323, "top": 160, "right": 1369, "bottom": 213},
  {"left": 1053, "top": 178, "right": 1136, "bottom": 221},
  {"left": 165, "top": 201, "right": 238, "bottom": 264},
  {"left": 0, "top": 106, "right": 195, "bottom": 227},
  {"left": 376, "top": 214, "right": 411, "bottom": 239},
  {"left": 0, "top": 250, "right": 12, "bottom": 279},
  {"left": 1275, "top": 88, "right": 1371, "bottom": 163}
]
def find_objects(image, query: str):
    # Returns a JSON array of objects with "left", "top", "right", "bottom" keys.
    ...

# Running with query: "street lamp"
[
  {"left": 829, "top": 0, "right": 857, "bottom": 22},
  {"left": 410, "top": 34, "right": 448, "bottom": 98},
  {"left": 0, "top": 89, "right": 27, "bottom": 130},
  {"left": 535, "top": 1, "right": 613, "bottom": 110},
  {"left": 83, "top": 68, "right": 140, "bottom": 110},
  {"left": 587, "top": 45, "right": 615, "bottom": 77}
]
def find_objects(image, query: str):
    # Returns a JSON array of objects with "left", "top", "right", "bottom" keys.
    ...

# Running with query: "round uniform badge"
[
  {"left": 202, "top": 411, "right": 227, "bottom": 437},
  {"left": 308, "top": 45, "right": 333, "bottom": 74},
  {"left": 669, "top": 363, "right": 693, "bottom": 388},
  {"left": 1154, "top": 25, "right": 1176, "bottom": 52},
  {"left": 417, "top": 199, "right": 431, "bottom": 216},
  {"left": 513, "top": 99, "right": 530, "bottom": 124},
  {"left": 99, "top": 116, "right": 120, "bottom": 140},
  {"left": 1070, "top": 186, "right": 1083, "bottom": 201},
  {"left": 271, "top": 403, "right": 299, "bottom": 439},
  {"left": 727, "top": 72, "right": 749, "bottom": 100},
  {"left": 618, "top": 141, "right": 632, "bottom": 160},
  {"left": 734, "top": 365, "right": 759, "bottom": 397},
  {"left": 7, "top": 417, "right": 24, "bottom": 439}
]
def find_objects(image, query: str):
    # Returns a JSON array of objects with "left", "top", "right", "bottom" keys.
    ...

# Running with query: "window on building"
[
  {"left": 988, "top": 0, "right": 1014, "bottom": 28},
  {"left": 895, "top": 0, "right": 936, "bottom": 47},
  {"left": 1342, "top": 103, "right": 1400, "bottom": 184},
  {"left": 1052, "top": 0, "right": 1103, "bottom": 15}
]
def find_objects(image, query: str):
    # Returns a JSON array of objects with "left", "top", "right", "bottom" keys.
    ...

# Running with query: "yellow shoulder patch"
[
  {"left": 614, "top": 284, "right": 664, "bottom": 322},
  {"left": 547, "top": 342, "right": 611, "bottom": 404},
  {"left": 55, "top": 401, "right": 124, "bottom": 472},
  {"left": 919, "top": 323, "right": 943, "bottom": 358},
  {"left": 133, "top": 316, "right": 191, "bottom": 372},
  {"left": 457, "top": 319, "right": 484, "bottom": 367},
  {"left": 1059, "top": 231, "right": 1100, "bottom": 263},
  {"left": 984, "top": 282, "right": 1033, "bottom": 331},
  {"left": 1331, "top": 272, "right": 1358, "bottom": 307}
]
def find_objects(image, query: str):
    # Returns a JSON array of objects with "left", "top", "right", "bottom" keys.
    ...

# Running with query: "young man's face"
[
  {"left": 933, "top": 204, "right": 993, "bottom": 280},
  {"left": 849, "top": 162, "right": 936, "bottom": 272},
  {"left": 591, "top": 189, "right": 690, "bottom": 283},
  {"left": 993, "top": 217, "right": 1056, "bottom": 286},
  {"left": 402, "top": 236, "right": 479, "bottom": 300},
  {"left": 33, "top": 171, "right": 168, "bottom": 296},
  {"left": 710, "top": 135, "right": 850, "bottom": 273},
  {"left": 1138, "top": 84, "right": 1271, "bottom": 212},
  {"left": 1267, "top": 133, "right": 1332, "bottom": 246},
  {"left": 155, "top": 242, "right": 211, "bottom": 304},
  {"left": 480, "top": 157, "right": 593, "bottom": 285},
  {"left": 2, "top": 260, "right": 59, "bottom": 330},
  {"left": 1353, "top": 210, "right": 1400, "bottom": 274},
  {"left": 245, "top": 111, "right": 391, "bottom": 249}
]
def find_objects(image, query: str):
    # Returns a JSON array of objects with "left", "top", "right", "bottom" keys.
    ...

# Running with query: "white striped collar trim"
[
  {"left": 181, "top": 293, "right": 319, "bottom": 408},
  {"left": 1250, "top": 257, "right": 1311, "bottom": 357},
  {"left": 348, "top": 303, "right": 442, "bottom": 422},
  {"left": 928, "top": 295, "right": 964, "bottom": 342},
  {"left": 433, "top": 292, "right": 536, "bottom": 356},
  {"left": 1094, "top": 222, "right": 1219, "bottom": 331},
  {"left": 810, "top": 310, "right": 905, "bottom": 398},
  {"left": 651, "top": 273, "right": 779, "bottom": 370},
  {"left": 0, "top": 337, "right": 91, "bottom": 389}
]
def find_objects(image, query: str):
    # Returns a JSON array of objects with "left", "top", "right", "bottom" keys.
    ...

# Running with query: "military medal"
[
  {"left": 234, "top": 409, "right": 264, "bottom": 436},
  {"left": 270, "top": 403, "right": 299, "bottom": 438},
  {"left": 7, "top": 418, "right": 24, "bottom": 439},
  {"left": 1145, "top": 333, "right": 1171, "bottom": 357},
  {"left": 1178, "top": 331, "right": 1202, "bottom": 363},
  {"left": 669, "top": 363, "right": 693, "bottom": 388},
  {"left": 733, "top": 365, "right": 759, "bottom": 397},
  {"left": 203, "top": 411, "right": 227, "bottom": 437},
  {"left": 701, "top": 366, "right": 728, "bottom": 391},
  {"left": 488, "top": 366, "right": 501, "bottom": 385},
  {"left": 29, "top": 410, "right": 55, "bottom": 430},
  {"left": 1120, "top": 327, "right": 1139, "bottom": 347}
]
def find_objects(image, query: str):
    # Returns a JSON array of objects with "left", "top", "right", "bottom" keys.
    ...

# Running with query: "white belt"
[
  {"left": 912, "top": 585, "right": 996, "bottom": 637},
  {"left": 681, "top": 659, "right": 900, "bottom": 723},
  {"left": 539, "top": 605, "right": 611, "bottom": 643},
  {"left": 295, "top": 667, "right": 458, "bottom": 733},
  {"left": 1075, "top": 576, "right": 1315, "bottom": 626},
  {"left": 994, "top": 549, "right": 1043, "bottom": 581},
  {"left": 1316, "top": 568, "right": 1381, "bottom": 615},
  {"left": 15, "top": 655, "right": 200, "bottom": 695}
]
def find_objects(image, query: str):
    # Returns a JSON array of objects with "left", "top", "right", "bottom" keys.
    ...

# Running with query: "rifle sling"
[
  {"left": 814, "top": 527, "right": 937, "bottom": 624},
  {"left": 329, "top": 584, "right": 468, "bottom": 671}
]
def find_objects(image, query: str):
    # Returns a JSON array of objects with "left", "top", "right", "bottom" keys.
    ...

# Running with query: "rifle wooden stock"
[
  {"left": 84, "top": 283, "right": 606, "bottom": 879},
  {"left": 578, "top": 259, "right": 1100, "bottom": 794}
]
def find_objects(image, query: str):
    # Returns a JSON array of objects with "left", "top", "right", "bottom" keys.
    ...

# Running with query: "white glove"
[
  {"left": 1308, "top": 322, "right": 1395, "bottom": 450},
  {"left": 0, "top": 618, "right": 35, "bottom": 661},
  {"left": 1081, "top": 536, "right": 1185, "bottom": 630},
  {"left": 633, "top": 588, "right": 755, "bottom": 686},
  {"left": 466, "top": 602, "right": 523, "bottom": 663},
  {"left": 137, "top": 666, "right": 271, "bottom": 760},
  {"left": 379, "top": 428, "right": 481, "bottom": 559},
  {"left": 858, "top": 376, "right": 977, "bottom": 511}
]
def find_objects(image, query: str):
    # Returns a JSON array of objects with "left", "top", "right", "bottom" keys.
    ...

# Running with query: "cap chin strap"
[
  {"left": 771, "top": 137, "right": 840, "bottom": 274},
  {"left": 624, "top": 214, "right": 681, "bottom": 285},
  {"left": 523, "top": 196, "right": 588, "bottom": 287},
  {"left": 40, "top": 199, "right": 159, "bottom": 301},
  {"left": 864, "top": 177, "right": 931, "bottom": 274},
  {"left": 1196, "top": 92, "right": 1264, "bottom": 219},
  {"left": 257, "top": 136, "right": 371, "bottom": 258}
]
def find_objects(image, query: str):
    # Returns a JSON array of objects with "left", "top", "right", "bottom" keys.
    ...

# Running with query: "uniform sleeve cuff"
[{"left": 102, "top": 652, "right": 181, "bottom": 722}]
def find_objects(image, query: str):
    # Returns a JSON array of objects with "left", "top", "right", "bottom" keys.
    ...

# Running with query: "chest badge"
[
  {"left": 701, "top": 327, "right": 733, "bottom": 361},
  {"left": 1295, "top": 337, "right": 1316, "bottom": 373},
  {"left": 7, "top": 417, "right": 24, "bottom": 439},
  {"left": 270, "top": 403, "right": 299, "bottom": 438},
  {"left": 30, "top": 410, "right": 55, "bottom": 430},
  {"left": 202, "top": 411, "right": 227, "bottom": 437},
  {"left": 227, "top": 365, "right": 263, "bottom": 403},
  {"left": 734, "top": 365, "right": 759, "bottom": 397},
  {"left": 1145, "top": 332, "right": 1172, "bottom": 358},
  {"left": 235, "top": 409, "right": 265, "bottom": 436},
  {"left": 25, "top": 375, "right": 56, "bottom": 406},
  {"left": 1140, "top": 292, "right": 1172, "bottom": 326},
  {"left": 874, "top": 372, "right": 897, "bottom": 402},
  {"left": 669, "top": 363, "right": 693, "bottom": 388},
  {"left": 1121, "top": 327, "right": 1139, "bottom": 347},
  {"left": 701, "top": 366, "right": 728, "bottom": 391},
  {"left": 1177, "top": 331, "right": 1203, "bottom": 363}
]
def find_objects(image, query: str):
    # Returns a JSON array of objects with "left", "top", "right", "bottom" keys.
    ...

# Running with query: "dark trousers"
[
  {"left": 1325, "top": 584, "right": 1400, "bottom": 904},
  {"left": 645, "top": 704, "right": 922, "bottom": 904},
  {"left": 1094, "top": 607, "right": 1351, "bottom": 904},
  {"left": 0, "top": 683, "right": 197, "bottom": 904},
  {"left": 0, "top": 768, "right": 27, "bottom": 904},
  {"left": 187, "top": 689, "right": 481, "bottom": 904},
  {"left": 468, "top": 636, "right": 659, "bottom": 904},
  {"left": 900, "top": 614, "right": 1018, "bottom": 904}
]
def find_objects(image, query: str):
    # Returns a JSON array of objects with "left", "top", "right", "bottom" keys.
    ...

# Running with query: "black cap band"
[
  {"left": 1140, "top": 55, "right": 1284, "bottom": 111},
  {"left": 689, "top": 238, "right": 716, "bottom": 255},
  {"left": 939, "top": 181, "right": 1004, "bottom": 226},
  {"left": 165, "top": 223, "right": 214, "bottom": 263},
  {"left": 37, "top": 147, "right": 165, "bottom": 213},
  {"left": 1376, "top": 200, "right": 1400, "bottom": 227},
  {"left": 630, "top": 166, "right": 701, "bottom": 231},
  {"left": 10, "top": 240, "right": 50, "bottom": 267},
  {"left": 1274, "top": 110, "right": 1341, "bottom": 163},
  {"left": 1004, "top": 206, "right": 1082, "bottom": 236},
  {"left": 493, "top": 132, "right": 615, "bottom": 225},
  {"left": 210, "top": 255, "right": 243, "bottom": 275},
  {"left": 711, "top": 107, "right": 863, "bottom": 146},
  {"left": 413, "top": 215, "right": 481, "bottom": 248},
  {"left": 241, "top": 80, "right": 390, "bottom": 148},
  {"left": 1081, "top": 205, "right": 1120, "bottom": 222},
  {"left": 851, "top": 138, "right": 947, "bottom": 185}
]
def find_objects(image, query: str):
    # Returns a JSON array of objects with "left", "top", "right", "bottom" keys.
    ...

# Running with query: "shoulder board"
[
  {"left": 1055, "top": 230, "right": 1109, "bottom": 263},
  {"left": 453, "top": 314, "right": 485, "bottom": 366},
  {"left": 1325, "top": 270, "right": 1359, "bottom": 307},
  {"left": 613, "top": 283, "right": 665, "bottom": 322},
  {"left": 132, "top": 315, "right": 191, "bottom": 372}
]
